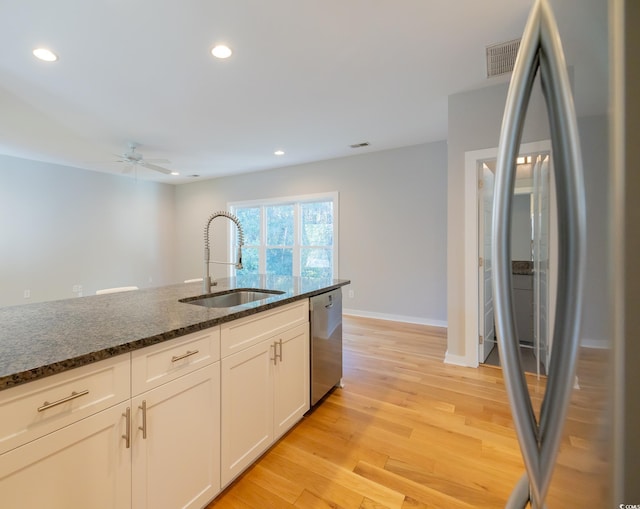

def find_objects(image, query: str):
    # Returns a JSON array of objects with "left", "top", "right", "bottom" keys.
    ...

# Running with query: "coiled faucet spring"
[{"left": 203, "top": 211, "right": 245, "bottom": 293}]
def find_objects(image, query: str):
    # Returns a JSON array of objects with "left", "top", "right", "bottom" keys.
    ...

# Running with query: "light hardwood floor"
[{"left": 207, "top": 315, "right": 609, "bottom": 508}]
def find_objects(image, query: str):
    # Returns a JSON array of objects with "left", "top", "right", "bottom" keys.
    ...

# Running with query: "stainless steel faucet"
[{"left": 203, "top": 211, "right": 244, "bottom": 294}]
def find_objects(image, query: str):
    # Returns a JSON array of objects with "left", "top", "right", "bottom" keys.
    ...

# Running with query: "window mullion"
[
  {"left": 293, "top": 203, "right": 301, "bottom": 276},
  {"left": 259, "top": 205, "right": 266, "bottom": 273}
]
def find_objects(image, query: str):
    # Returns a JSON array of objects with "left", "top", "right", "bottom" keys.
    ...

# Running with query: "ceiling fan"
[{"left": 115, "top": 142, "right": 176, "bottom": 175}]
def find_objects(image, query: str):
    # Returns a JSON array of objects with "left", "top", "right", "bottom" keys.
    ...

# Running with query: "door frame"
[
  {"left": 478, "top": 162, "right": 496, "bottom": 363},
  {"left": 464, "top": 140, "right": 555, "bottom": 368}
]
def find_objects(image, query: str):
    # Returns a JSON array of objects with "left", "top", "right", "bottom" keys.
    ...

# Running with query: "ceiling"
[{"left": 0, "top": 0, "right": 607, "bottom": 184}]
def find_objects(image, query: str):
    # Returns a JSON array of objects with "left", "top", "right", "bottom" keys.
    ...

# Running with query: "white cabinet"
[
  {"left": 0, "top": 355, "right": 131, "bottom": 509},
  {"left": 513, "top": 273, "right": 534, "bottom": 344},
  {"left": 131, "top": 328, "right": 220, "bottom": 394},
  {"left": 0, "top": 297, "right": 314, "bottom": 507},
  {"left": 273, "top": 324, "right": 310, "bottom": 440},
  {"left": 0, "top": 354, "right": 130, "bottom": 455},
  {"left": 220, "top": 300, "right": 309, "bottom": 487},
  {"left": 0, "top": 328, "right": 222, "bottom": 509},
  {"left": 0, "top": 402, "right": 131, "bottom": 509},
  {"left": 220, "top": 299, "right": 309, "bottom": 358},
  {"left": 131, "top": 328, "right": 221, "bottom": 509},
  {"left": 132, "top": 363, "right": 220, "bottom": 509},
  {"left": 220, "top": 339, "right": 274, "bottom": 485}
]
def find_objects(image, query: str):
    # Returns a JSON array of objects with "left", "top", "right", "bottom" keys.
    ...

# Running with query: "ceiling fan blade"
[
  {"left": 143, "top": 158, "right": 171, "bottom": 164},
  {"left": 139, "top": 161, "right": 172, "bottom": 175}
]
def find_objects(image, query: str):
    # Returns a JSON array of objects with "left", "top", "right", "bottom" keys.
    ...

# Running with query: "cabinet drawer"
[
  {"left": 0, "top": 354, "right": 130, "bottom": 455},
  {"left": 220, "top": 300, "right": 309, "bottom": 358},
  {"left": 131, "top": 327, "right": 220, "bottom": 395}
]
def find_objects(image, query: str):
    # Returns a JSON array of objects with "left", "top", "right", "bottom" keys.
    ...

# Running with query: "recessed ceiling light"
[
  {"left": 274, "top": 150, "right": 285, "bottom": 156},
  {"left": 211, "top": 45, "right": 232, "bottom": 59},
  {"left": 33, "top": 48, "right": 58, "bottom": 62},
  {"left": 170, "top": 171, "right": 180, "bottom": 176}
]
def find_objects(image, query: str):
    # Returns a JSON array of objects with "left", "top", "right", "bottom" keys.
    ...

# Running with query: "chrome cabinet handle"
[
  {"left": 171, "top": 349, "right": 199, "bottom": 362},
  {"left": 122, "top": 407, "right": 131, "bottom": 449},
  {"left": 138, "top": 400, "right": 147, "bottom": 439},
  {"left": 37, "top": 389, "right": 89, "bottom": 412},
  {"left": 493, "top": 0, "right": 586, "bottom": 507},
  {"left": 270, "top": 340, "right": 283, "bottom": 365}
]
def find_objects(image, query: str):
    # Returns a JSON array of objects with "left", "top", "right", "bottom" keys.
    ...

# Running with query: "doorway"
[
  {"left": 464, "top": 141, "right": 556, "bottom": 375},
  {"left": 479, "top": 154, "right": 552, "bottom": 376}
]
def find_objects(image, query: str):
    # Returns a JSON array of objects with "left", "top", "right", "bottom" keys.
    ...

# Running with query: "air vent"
[
  {"left": 486, "top": 38, "right": 521, "bottom": 78},
  {"left": 350, "top": 142, "right": 370, "bottom": 149}
]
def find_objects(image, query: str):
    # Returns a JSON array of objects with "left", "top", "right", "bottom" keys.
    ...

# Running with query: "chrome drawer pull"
[
  {"left": 138, "top": 400, "right": 147, "bottom": 439},
  {"left": 122, "top": 407, "right": 131, "bottom": 449},
  {"left": 37, "top": 389, "right": 89, "bottom": 412},
  {"left": 171, "top": 349, "right": 199, "bottom": 362}
]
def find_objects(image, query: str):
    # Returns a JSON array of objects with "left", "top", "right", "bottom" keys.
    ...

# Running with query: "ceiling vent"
[
  {"left": 350, "top": 142, "right": 370, "bottom": 149},
  {"left": 486, "top": 38, "right": 521, "bottom": 78}
]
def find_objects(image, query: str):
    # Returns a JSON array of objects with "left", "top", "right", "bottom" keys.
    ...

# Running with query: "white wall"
[
  {"left": 447, "top": 81, "right": 551, "bottom": 358},
  {"left": 447, "top": 73, "right": 610, "bottom": 358},
  {"left": 578, "top": 113, "right": 611, "bottom": 346},
  {"left": 0, "top": 143, "right": 448, "bottom": 326},
  {"left": 0, "top": 155, "right": 177, "bottom": 306},
  {"left": 174, "top": 142, "right": 448, "bottom": 326}
]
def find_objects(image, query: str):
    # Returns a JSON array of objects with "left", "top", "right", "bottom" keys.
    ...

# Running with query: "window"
[{"left": 230, "top": 193, "right": 338, "bottom": 278}]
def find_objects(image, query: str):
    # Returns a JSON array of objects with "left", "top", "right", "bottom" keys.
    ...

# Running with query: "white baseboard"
[
  {"left": 342, "top": 308, "right": 447, "bottom": 329},
  {"left": 580, "top": 338, "right": 609, "bottom": 349},
  {"left": 444, "top": 350, "right": 476, "bottom": 367}
]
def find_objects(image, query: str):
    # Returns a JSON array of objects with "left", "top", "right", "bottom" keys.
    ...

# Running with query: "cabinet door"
[
  {"left": 273, "top": 323, "right": 310, "bottom": 440},
  {"left": 132, "top": 363, "right": 220, "bottom": 509},
  {"left": 0, "top": 401, "right": 131, "bottom": 509},
  {"left": 220, "top": 340, "right": 273, "bottom": 487}
]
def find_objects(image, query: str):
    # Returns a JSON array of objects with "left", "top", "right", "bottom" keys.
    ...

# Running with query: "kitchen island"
[
  {"left": 0, "top": 274, "right": 349, "bottom": 509},
  {"left": 0, "top": 274, "right": 349, "bottom": 390}
]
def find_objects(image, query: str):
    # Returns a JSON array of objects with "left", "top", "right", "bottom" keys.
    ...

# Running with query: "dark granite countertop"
[
  {"left": 0, "top": 275, "right": 350, "bottom": 391},
  {"left": 512, "top": 260, "right": 534, "bottom": 275}
]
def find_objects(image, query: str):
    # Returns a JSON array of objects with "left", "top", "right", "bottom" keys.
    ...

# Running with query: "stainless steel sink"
[{"left": 180, "top": 289, "right": 285, "bottom": 308}]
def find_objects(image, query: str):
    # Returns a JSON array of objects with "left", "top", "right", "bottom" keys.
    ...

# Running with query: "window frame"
[{"left": 228, "top": 192, "right": 339, "bottom": 279}]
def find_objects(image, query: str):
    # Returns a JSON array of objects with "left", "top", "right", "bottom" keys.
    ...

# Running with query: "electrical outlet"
[
  {"left": 23, "top": 289, "right": 31, "bottom": 299},
  {"left": 348, "top": 290, "right": 354, "bottom": 299}
]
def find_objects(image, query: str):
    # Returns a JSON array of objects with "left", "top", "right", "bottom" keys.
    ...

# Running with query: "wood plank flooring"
[{"left": 206, "top": 315, "right": 609, "bottom": 508}]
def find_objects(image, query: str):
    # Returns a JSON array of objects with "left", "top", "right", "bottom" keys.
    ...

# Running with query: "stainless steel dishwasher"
[{"left": 310, "top": 288, "right": 343, "bottom": 406}]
